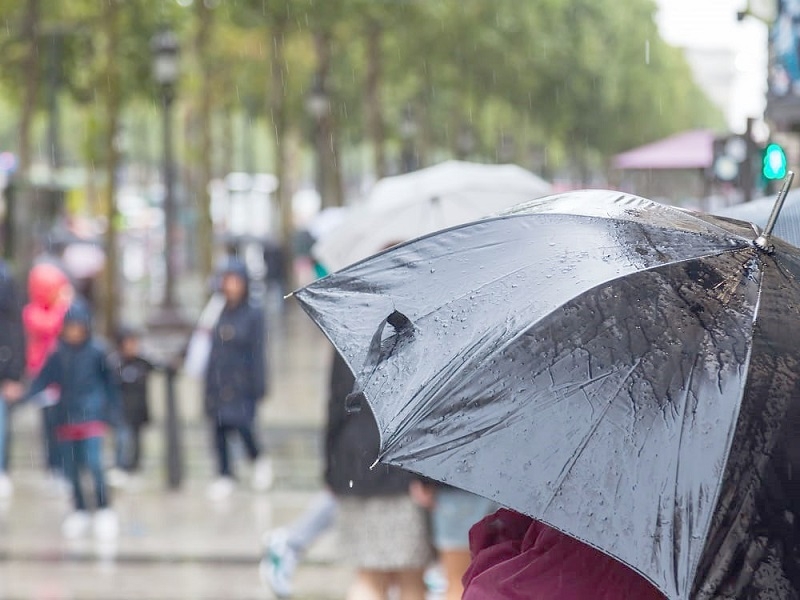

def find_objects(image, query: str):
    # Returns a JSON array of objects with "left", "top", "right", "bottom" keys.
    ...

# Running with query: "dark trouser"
[
  {"left": 127, "top": 425, "right": 143, "bottom": 472},
  {"left": 59, "top": 437, "right": 108, "bottom": 511},
  {"left": 115, "top": 423, "right": 144, "bottom": 472},
  {"left": 43, "top": 407, "right": 62, "bottom": 473},
  {"left": 214, "top": 422, "right": 260, "bottom": 477}
]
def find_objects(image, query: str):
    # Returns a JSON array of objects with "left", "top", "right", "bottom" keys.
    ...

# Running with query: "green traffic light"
[{"left": 763, "top": 143, "right": 787, "bottom": 180}]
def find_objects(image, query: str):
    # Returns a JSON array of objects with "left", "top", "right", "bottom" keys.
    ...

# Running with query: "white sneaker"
[
  {"left": 260, "top": 529, "right": 297, "bottom": 598},
  {"left": 93, "top": 509, "right": 120, "bottom": 540},
  {"left": 207, "top": 477, "right": 235, "bottom": 501},
  {"left": 424, "top": 563, "right": 449, "bottom": 595},
  {"left": 252, "top": 457, "right": 274, "bottom": 492},
  {"left": 106, "top": 468, "right": 128, "bottom": 489},
  {"left": 0, "top": 473, "right": 13, "bottom": 499},
  {"left": 45, "top": 471, "right": 73, "bottom": 498},
  {"left": 62, "top": 511, "right": 91, "bottom": 539}
]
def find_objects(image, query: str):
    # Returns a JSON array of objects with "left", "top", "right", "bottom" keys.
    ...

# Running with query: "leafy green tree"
[{"left": 0, "top": 0, "right": 725, "bottom": 290}]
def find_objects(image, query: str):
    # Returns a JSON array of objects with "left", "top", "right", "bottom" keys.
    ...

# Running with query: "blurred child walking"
[
  {"left": 25, "top": 299, "right": 122, "bottom": 539},
  {"left": 108, "top": 327, "right": 155, "bottom": 485}
]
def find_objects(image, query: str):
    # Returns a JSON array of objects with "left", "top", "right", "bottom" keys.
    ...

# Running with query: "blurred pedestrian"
[
  {"left": 21, "top": 262, "right": 73, "bottom": 489},
  {"left": 323, "top": 351, "right": 433, "bottom": 600},
  {"left": 205, "top": 258, "right": 272, "bottom": 500},
  {"left": 261, "top": 489, "right": 338, "bottom": 597},
  {"left": 409, "top": 482, "right": 497, "bottom": 600},
  {"left": 0, "top": 258, "right": 25, "bottom": 499},
  {"left": 263, "top": 239, "right": 286, "bottom": 288},
  {"left": 23, "top": 299, "right": 122, "bottom": 539},
  {"left": 22, "top": 263, "right": 72, "bottom": 376},
  {"left": 462, "top": 508, "right": 665, "bottom": 600},
  {"left": 107, "top": 326, "right": 155, "bottom": 486}
]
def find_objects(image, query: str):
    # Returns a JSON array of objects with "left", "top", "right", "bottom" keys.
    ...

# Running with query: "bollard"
[{"left": 164, "top": 365, "right": 183, "bottom": 490}]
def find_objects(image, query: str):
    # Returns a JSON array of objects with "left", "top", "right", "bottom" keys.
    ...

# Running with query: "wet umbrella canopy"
[{"left": 295, "top": 188, "right": 800, "bottom": 599}]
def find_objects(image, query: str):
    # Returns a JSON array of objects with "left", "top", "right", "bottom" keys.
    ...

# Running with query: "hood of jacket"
[
  {"left": 220, "top": 258, "right": 249, "bottom": 284},
  {"left": 28, "top": 263, "right": 70, "bottom": 308},
  {"left": 62, "top": 298, "right": 92, "bottom": 340},
  {"left": 218, "top": 257, "right": 251, "bottom": 301}
]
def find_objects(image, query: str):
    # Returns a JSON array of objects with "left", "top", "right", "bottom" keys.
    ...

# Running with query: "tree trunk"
[
  {"left": 364, "top": 20, "right": 386, "bottom": 180},
  {"left": 101, "top": 0, "right": 122, "bottom": 337},
  {"left": 14, "top": 0, "right": 41, "bottom": 274},
  {"left": 221, "top": 105, "right": 235, "bottom": 177},
  {"left": 313, "top": 29, "right": 343, "bottom": 208},
  {"left": 330, "top": 118, "right": 344, "bottom": 206},
  {"left": 416, "top": 69, "right": 434, "bottom": 168},
  {"left": 195, "top": 0, "right": 214, "bottom": 278},
  {"left": 269, "top": 13, "right": 294, "bottom": 288}
]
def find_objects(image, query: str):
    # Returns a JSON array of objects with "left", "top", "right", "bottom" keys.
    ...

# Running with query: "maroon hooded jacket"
[{"left": 463, "top": 509, "right": 666, "bottom": 600}]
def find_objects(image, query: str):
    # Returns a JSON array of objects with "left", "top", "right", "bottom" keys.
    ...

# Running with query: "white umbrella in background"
[
  {"left": 313, "top": 161, "right": 552, "bottom": 272},
  {"left": 306, "top": 206, "right": 349, "bottom": 240},
  {"left": 62, "top": 242, "right": 106, "bottom": 280}
]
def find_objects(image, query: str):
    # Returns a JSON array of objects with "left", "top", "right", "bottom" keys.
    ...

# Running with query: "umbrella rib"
[
  {"left": 687, "top": 263, "right": 765, "bottom": 597},
  {"left": 383, "top": 420, "right": 502, "bottom": 465},
  {"left": 385, "top": 327, "right": 629, "bottom": 460},
  {"left": 541, "top": 358, "right": 642, "bottom": 514},
  {"left": 378, "top": 247, "right": 754, "bottom": 454},
  {"left": 408, "top": 238, "right": 750, "bottom": 329},
  {"left": 502, "top": 193, "right": 755, "bottom": 241},
  {"left": 444, "top": 247, "right": 751, "bottom": 373},
  {"left": 667, "top": 353, "right": 699, "bottom": 594}
]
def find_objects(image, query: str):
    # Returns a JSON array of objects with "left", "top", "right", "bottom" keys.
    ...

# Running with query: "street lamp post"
[
  {"left": 150, "top": 28, "right": 185, "bottom": 491},
  {"left": 150, "top": 29, "right": 183, "bottom": 326}
]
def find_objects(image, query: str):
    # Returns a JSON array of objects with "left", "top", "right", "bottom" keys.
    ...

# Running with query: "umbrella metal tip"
[
  {"left": 753, "top": 171, "right": 795, "bottom": 253},
  {"left": 754, "top": 234, "right": 774, "bottom": 254}
]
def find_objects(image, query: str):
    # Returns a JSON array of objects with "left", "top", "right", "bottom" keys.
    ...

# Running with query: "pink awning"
[{"left": 612, "top": 129, "right": 715, "bottom": 170}]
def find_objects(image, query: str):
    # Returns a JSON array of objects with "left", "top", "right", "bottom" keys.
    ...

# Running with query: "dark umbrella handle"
[
  {"left": 365, "top": 309, "right": 415, "bottom": 366},
  {"left": 345, "top": 310, "right": 415, "bottom": 414}
]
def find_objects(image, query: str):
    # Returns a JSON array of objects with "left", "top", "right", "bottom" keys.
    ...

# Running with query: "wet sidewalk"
[
  {"left": 0, "top": 477, "right": 350, "bottom": 600},
  {"left": 0, "top": 303, "right": 353, "bottom": 600}
]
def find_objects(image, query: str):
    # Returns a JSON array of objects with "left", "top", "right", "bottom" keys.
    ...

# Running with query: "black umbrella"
[{"left": 295, "top": 182, "right": 800, "bottom": 600}]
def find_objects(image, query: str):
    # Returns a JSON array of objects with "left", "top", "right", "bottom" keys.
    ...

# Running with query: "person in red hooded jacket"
[
  {"left": 23, "top": 263, "right": 73, "bottom": 377},
  {"left": 20, "top": 263, "right": 73, "bottom": 481},
  {"left": 462, "top": 509, "right": 666, "bottom": 600}
]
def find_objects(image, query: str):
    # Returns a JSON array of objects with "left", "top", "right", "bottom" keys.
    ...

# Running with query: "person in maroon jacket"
[{"left": 462, "top": 508, "right": 666, "bottom": 600}]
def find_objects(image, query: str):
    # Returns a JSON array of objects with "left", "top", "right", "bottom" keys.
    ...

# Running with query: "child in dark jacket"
[
  {"left": 109, "top": 327, "right": 154, "bottom": 478},
  {"left": 26, "top": 299, "right": 122, "bottom": 540}
]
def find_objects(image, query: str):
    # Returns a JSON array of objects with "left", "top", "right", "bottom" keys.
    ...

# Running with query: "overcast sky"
[{"left": 655, "top": 0, "right": 768, "bottom": 131}]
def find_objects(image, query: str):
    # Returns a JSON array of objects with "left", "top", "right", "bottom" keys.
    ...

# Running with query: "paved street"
[{"left": 0, "top": 301, "right": 354, "bottom": 600}]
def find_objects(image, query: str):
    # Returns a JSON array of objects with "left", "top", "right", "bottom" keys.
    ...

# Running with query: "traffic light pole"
[{"left": 741, "top": 117, "right": 756, "bottom": 203}]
